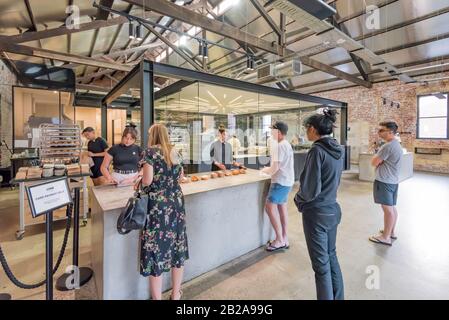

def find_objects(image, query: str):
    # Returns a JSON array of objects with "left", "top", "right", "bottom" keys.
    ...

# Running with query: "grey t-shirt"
[{"left": 375, "top": 139, "right": 403, "bottom": 184}]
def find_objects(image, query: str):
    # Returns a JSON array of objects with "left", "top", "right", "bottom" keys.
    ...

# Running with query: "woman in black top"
[
  {"left": 101, "top": 125, "right": 142, "bottom": 186},
  {"left": 294, "top": 109, "right": 344, "bottom": 300}
]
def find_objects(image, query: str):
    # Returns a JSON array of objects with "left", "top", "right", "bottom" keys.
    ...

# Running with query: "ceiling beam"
[
  {"left": 331, "top": 15, "right": 370, "bottom": 81},
  {"left": 96, "top": 0, "right": 115, "bottom": 20},
  {"left": 295, "top": 29, "right": 449, "bottom": 83},
  {"left": 24, "top": 0, "right": 54, "bottom": 66},
  {"left": 286, "top": 0, "right": 399, "bottom": 45},
  {"left": 141, "top": 21, "right": 205, "bottom": 72},
  {"left": 122, "top": 0, "right": 283, "bottom": 55},
  {"left": 0, "top": 41, "right": 132, "bottom": 71},
  {"left": 123, "top": 0, "right": 370, "bottom": 87},
  {"left": 299, "top": 56, "right": 372, "bottom": 88},
  {"left": 6, "top": 16, "right": 128, "bottom": 43},
  {"left": 76, "top": 83, "right": 113, "bottom": 92},
  {"left": 249, "top": 0, "right": 282, "bottom": 37}
]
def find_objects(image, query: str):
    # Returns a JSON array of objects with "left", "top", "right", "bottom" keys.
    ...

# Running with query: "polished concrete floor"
[{"left": 1, "top": 171, "right": 449, "bottom": 300}]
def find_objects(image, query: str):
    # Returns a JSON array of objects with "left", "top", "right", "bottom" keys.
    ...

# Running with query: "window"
[{"left": 417, "top": 94, "right": 449, "bottom": 139}]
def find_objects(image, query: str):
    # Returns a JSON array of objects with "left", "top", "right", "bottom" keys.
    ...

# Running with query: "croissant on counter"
[
  {"left": 232, "top": 169, "right": 240, "bottom": 176},
  {"left": 201, "top": 175, "right": 209, "bottom": 180},
  {"left": 239, "top": 168, "right": 247, "bottom": 174},
  {"left": 210, "top": 172, "right": 218, "bottom": 179},
  {"left": 191, "top": 176, "right": 199, "bottom": 182},
  {"left": 180, "top": 177, "right": 190, "bottom": 184}
]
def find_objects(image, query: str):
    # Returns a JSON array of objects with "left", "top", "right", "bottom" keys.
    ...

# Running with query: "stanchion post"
[
  {"left": 56, "top": 187, "right": 93, "bottom": 291},
  {"left": 46, "top": 210, "right": 53, "bottom": 300},
  {"left": 0, "top": 293, "right": 11, "bottom": 300}
]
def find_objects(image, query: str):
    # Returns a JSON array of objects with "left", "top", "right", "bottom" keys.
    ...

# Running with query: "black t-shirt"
[
  {"left": 87, "top": 138, "right": 108, "bottom": 177},
  {"left": 107, "top": 144, "right": 142, "bottom": 172},
  {"left": 88, "top": 137, "right": 108, "bottom": 154}
]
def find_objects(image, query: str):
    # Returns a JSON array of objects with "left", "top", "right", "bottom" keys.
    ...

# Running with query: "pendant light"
[
  {"left": 246, "top": 55, "right": 255, "bottom": 71},
  {"left": 202, "top": 42, "right": 208, "bottom": 60},
  {"left": 198, "top": 40, "right": 204, "bottom": 58},
  {"left": 129, "top": 22, "right": 135, "bottom": 40},
  {"left": 135, "top": 24, "right": 142, "bottom": 41}
]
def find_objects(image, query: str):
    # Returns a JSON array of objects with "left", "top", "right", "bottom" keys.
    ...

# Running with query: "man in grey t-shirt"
[{"left": 369, "top": 121, "right": 403, "bottom": 246}]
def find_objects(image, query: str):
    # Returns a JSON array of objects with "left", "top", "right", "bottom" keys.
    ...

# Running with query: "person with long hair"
[
  {"left": 294, "top": 109, "right": 345, "bottom": 300},
  {"left": 100, "top": 124, "right": 142, "bottom": 186},
  {"left": 139, "top": 123, "right": 189, "bottom": 300}
]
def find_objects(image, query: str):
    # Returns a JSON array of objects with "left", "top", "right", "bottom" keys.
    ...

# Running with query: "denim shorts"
[{"left": 267, "top": 183, "right": 292, "bottom": 204}]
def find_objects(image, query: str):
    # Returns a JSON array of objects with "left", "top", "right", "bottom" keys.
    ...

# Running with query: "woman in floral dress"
[{"left": 140, "top": 123, "right": 189, "bottom": 300}]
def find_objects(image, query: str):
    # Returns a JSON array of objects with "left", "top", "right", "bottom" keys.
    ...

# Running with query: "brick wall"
[
  {"left": 0, "top": 60, "right": 17, "bottom": 168},
  {"left": 315, "top": 76, "right": 449, "bottom": 174}
]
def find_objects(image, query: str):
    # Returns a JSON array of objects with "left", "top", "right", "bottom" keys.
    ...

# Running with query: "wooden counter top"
[{"left": 92, "top": 168, "right": 271, "bottom": 212}]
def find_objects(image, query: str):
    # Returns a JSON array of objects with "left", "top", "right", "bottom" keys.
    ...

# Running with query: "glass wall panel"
[
  {"left": 13, "top": 87, "right": 74, "bottom": 150},
  {"left": 153, "top": 79, "right": 346, "bottom": 173}
]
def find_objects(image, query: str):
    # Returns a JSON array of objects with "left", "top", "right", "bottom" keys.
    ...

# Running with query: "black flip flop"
[
  {"left": 369, "top": 235, "right": 392, "bottom": 246},
  {"left": 266, "top": 242, "right": 286, "bottom": 252},
  {"left": 267, "top": 240, "right": 290, "bottom": 249}
]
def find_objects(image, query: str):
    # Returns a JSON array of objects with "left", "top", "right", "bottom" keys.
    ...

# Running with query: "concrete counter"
[{"left": 91, "top": 169, "right": 273, "bottom": 300}]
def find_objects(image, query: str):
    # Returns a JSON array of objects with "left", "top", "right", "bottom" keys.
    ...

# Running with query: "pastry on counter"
[
  {"left": 232, "top": 169, "right": 240, "bottom": 175},
  {"left": 191, "top": 176, "right": 199, "bottom": 182},
  {"left": 217, "top": 171, "right": 225, "bottom": 178},
  {"left": 201, "top": 175, "right": 209, "bottom": 180},
  {"left": 15, "top": 171, "right": 27, "bottom": 180},
  {"left": 180, "top": 177, "right": 190, "bottom": 184},
  {"left": 210, "top": 172, "right": 218, "bottom": 179},
  {"left": 239, "top": 168, "right": 247, "bottom": 174},
  {"left": 224, "top": 171, "right": 232, "bottom": 176}
]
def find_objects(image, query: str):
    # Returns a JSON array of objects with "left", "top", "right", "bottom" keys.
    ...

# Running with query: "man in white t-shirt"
[{"left": 261, "top": 121, "right": 295, "bottom": 252}]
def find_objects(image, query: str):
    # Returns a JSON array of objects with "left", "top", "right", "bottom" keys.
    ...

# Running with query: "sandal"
[
  {"left": 369, "top": 235, "right": 392, "bottom": 246},
  {"left": 267, "top": 240, "right": 290, "bottom": 249},
  {"left": 266, "top": 242, "right": 286, "bottom": 252},
  {"left": 380, "top": 230, "right": 398, "bottom": 240}
]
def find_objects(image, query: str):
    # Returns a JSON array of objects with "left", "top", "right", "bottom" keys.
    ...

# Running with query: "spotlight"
[
  {"left": 198, "top": 41, "right": 204, "bottom": 58},
  {"left": 246, "top": 55, "right": 255, "bottom": 71},
  {"left": 135, "top": 24, "right": 142, "bottom": 41},
  {"left": 129, "top": 22, "right": 135, "bottom": 40},
  {"left": 203, "top": 42, "right": 208, "bottom": 60},
  {"left": 198, "top": 41, "right": 208, "bottom": 59}
]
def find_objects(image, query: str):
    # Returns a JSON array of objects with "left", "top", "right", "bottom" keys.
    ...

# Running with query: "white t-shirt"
[{"left": 270, "top": 139, "right": 294, "bottom": 187}]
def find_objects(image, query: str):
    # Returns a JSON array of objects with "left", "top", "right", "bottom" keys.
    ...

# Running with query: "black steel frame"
[{"left": 102, "top": 60, "right": 349, "bottom": 148}]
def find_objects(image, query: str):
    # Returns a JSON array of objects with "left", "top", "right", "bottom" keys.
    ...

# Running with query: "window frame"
[{"left": 416, "top": 93, "right": 449, "bottom": 140}]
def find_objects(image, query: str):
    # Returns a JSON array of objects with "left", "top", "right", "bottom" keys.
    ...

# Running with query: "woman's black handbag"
[{"left": 117, "top": 181, "right": 149, "bottom": 235}]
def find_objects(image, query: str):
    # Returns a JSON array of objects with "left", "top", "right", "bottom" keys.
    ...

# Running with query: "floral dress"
[{"left": 140, "top": 146, "right": 189, "bottom": 277}]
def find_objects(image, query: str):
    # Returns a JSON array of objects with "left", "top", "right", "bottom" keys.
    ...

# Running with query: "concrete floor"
[{"left": 1, "top": 171, "right": 449, "bottom": 300}]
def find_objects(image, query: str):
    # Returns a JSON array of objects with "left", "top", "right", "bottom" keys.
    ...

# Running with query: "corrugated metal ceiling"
[{"left": 1, "top": 0, "right": 449, "bottom": 94}]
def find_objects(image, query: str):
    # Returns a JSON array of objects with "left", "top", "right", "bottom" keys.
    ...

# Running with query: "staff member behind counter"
[
  {"left": 82, "top": 127, "right": 109, "bottom": 186},
  {"left": 210, "top": 126, "right": 242, "bottom": 171},
  {"left": 100, "top": 124, "right": 143, "bottom": 186}
]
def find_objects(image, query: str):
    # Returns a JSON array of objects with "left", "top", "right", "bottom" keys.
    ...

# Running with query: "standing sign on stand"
[
  {"left": 25, "top": 178, "right": 72, "bottom": 300},
  {"left": 26, "top": 178, "right": 72, "bottom": 218}
]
